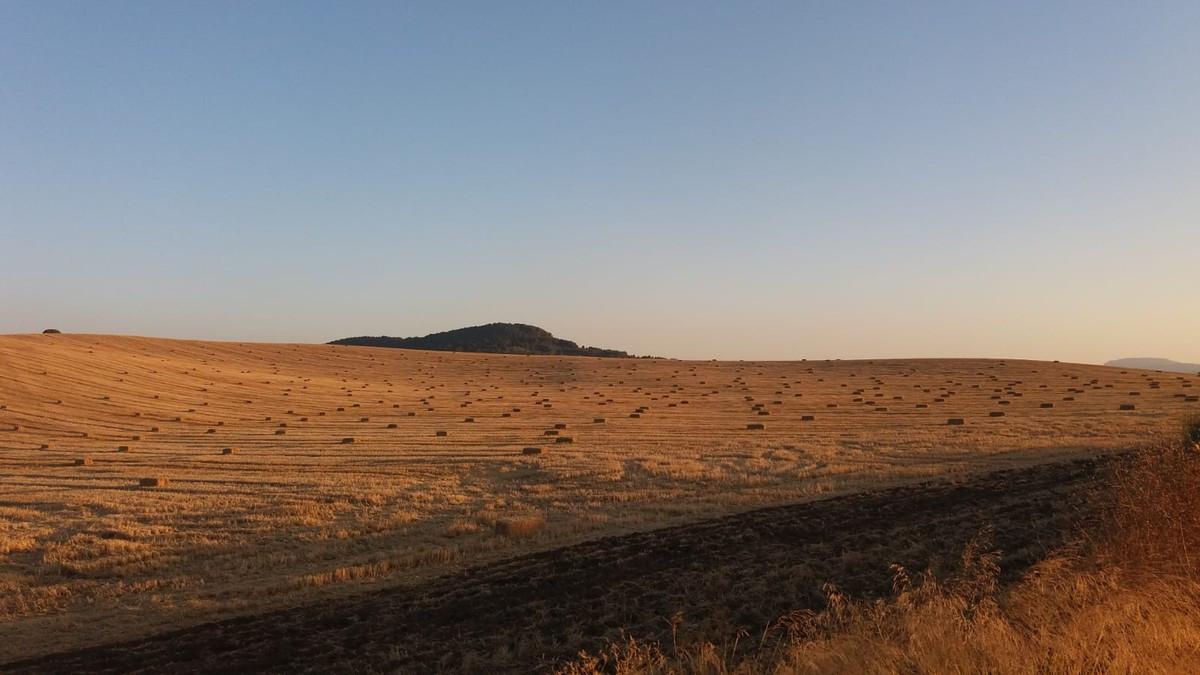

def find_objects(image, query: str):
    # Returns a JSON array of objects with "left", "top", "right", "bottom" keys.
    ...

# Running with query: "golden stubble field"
[{"left": 0, "top": 333, "right": 1197, "bottom": 661}]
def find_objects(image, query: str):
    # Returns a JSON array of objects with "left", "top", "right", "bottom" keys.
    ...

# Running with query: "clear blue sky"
[{"left": 2, "top": 1, "right": 1198, "bottom": 362}]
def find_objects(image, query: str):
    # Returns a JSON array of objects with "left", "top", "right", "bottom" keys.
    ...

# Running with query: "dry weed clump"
[
  {"left": 495, "top": 515, "right": 546, "bottom": 538},
  {"left": 1185, "top": 414, "right": 1200, "bottom": 447},
  {"left": 1099, "top": 428, "right": 1200, "bottom": 578}
]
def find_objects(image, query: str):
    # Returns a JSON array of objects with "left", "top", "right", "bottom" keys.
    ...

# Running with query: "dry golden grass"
[
  {"left": 0, "top": 333, "right": 1197, "bottom": 661},
  {"left": 561, "top": 434, "right": 1200, "bottom": 674}
]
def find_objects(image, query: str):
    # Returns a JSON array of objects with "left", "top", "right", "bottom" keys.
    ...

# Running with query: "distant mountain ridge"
[
  {"left": 1105, "top": 357, "right": 1200, "bottom": 374},
  {"left": 329, "top": 323, "right": 631, "bottom": 357}
]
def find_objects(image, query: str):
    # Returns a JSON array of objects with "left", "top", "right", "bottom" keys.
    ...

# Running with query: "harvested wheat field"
[
  {"left": 5, "top": 455, "right": 1113, "bottom": 673},
  {"left": 1, "top": 333, "right": 1198, "bottom": 665}
]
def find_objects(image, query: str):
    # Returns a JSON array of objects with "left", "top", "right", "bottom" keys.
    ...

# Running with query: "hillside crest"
[
  {"left": 329, "top": 323, "right": 630, "bottom": 357},
  {"left": 1105, "top": 357, "right": 1200, "bottom": 374}
]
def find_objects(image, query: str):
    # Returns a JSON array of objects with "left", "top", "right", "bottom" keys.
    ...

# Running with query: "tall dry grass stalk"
[
  {"left": 1098, "top": 426, "right": 1200, "bottom": 578},
  {"left": 561, "top": 427, "right": 1200, "bottom": 674}
]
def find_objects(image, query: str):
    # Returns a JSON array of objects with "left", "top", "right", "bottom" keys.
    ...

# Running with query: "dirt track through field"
[{"left": 5, "top": 454, "right": 1113, "bottom": 674}]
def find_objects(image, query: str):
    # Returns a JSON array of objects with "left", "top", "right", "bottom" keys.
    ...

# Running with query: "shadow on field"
[{"left": 4, "top": 454, "right": 1114, "bottom": 674}]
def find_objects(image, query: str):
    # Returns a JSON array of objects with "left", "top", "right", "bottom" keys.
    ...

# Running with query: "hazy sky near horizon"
[{"left": 2, "top": 2, "right": 1198, "bottom": 363}]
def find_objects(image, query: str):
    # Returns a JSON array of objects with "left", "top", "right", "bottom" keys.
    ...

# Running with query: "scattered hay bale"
[
  {"left": 359, "top": 417, "right": 370, "bottom": 422},
  {"left": 221, "top": 447, "right": 237, "bottom": 455},
  {"left": 746, "top": 423, "right": 765, "bottom": 430},
  {"left": 74, "top": 457, "right": 93, "bottom": 466},
  {"left": 1040, "top": 403, "right": 1054, "bottom": 408},
  {"left": 915, "top": 404, "right": 928, "bottom": 409},
  {"left": 275, "top": 429, "right": 286, "bottom": 435},
  {"left": 501, "top": 412, "right": 511, "bottom": 417},
  {"left": 989, "top": 411, "right": 1005, "bottom": 417},
  {"left": 555, "top": 436, "right": 573, "bottom": 444},
  {"left": 436, "top": 430, "right": 448, "bottom": 437},
  {"left": 554, "top": 423, "right": 567, "bottom": 429},
  {"left": 341, "top": 437, "right": 355, "bottom": 444},
  {"left": 594, "top": 417, "right": 606, "bottom": 423},
  {"left": 521, "top": 447, "right": 542, "bottom": 456},
  {"left": 117, "top": 445, "right": 130, "bottom": 452},
  {"left": 494, "top": 515, "right": 545, "bottom": 538},
  {"left": 1120, "top": 403, "right": 1136, "bottom": 411},
  {"left": 464, "top": 417, "right": 474, "bottom": 423},
  {"left": 387, "top": 423, "right": 398, "bottom": 429},
  {"left": 629, "top": 413, "right": 641, "bottom": 418},
  {"left": 801, "top": 415, "right": 815, "bottom": 421},
  {"left": 139, "top": 476, "right": 168, "bottom": 488},
  {"left": 947, "top": 418, "right": 965, "bottom": 425},
  {"left": 758, "top": 410, "right": 770, "bottom": 416}
]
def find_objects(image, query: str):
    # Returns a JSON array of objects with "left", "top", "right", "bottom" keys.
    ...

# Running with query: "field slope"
[{"left": 0, "top": 333, "right": 1197, "bottom": 661}]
